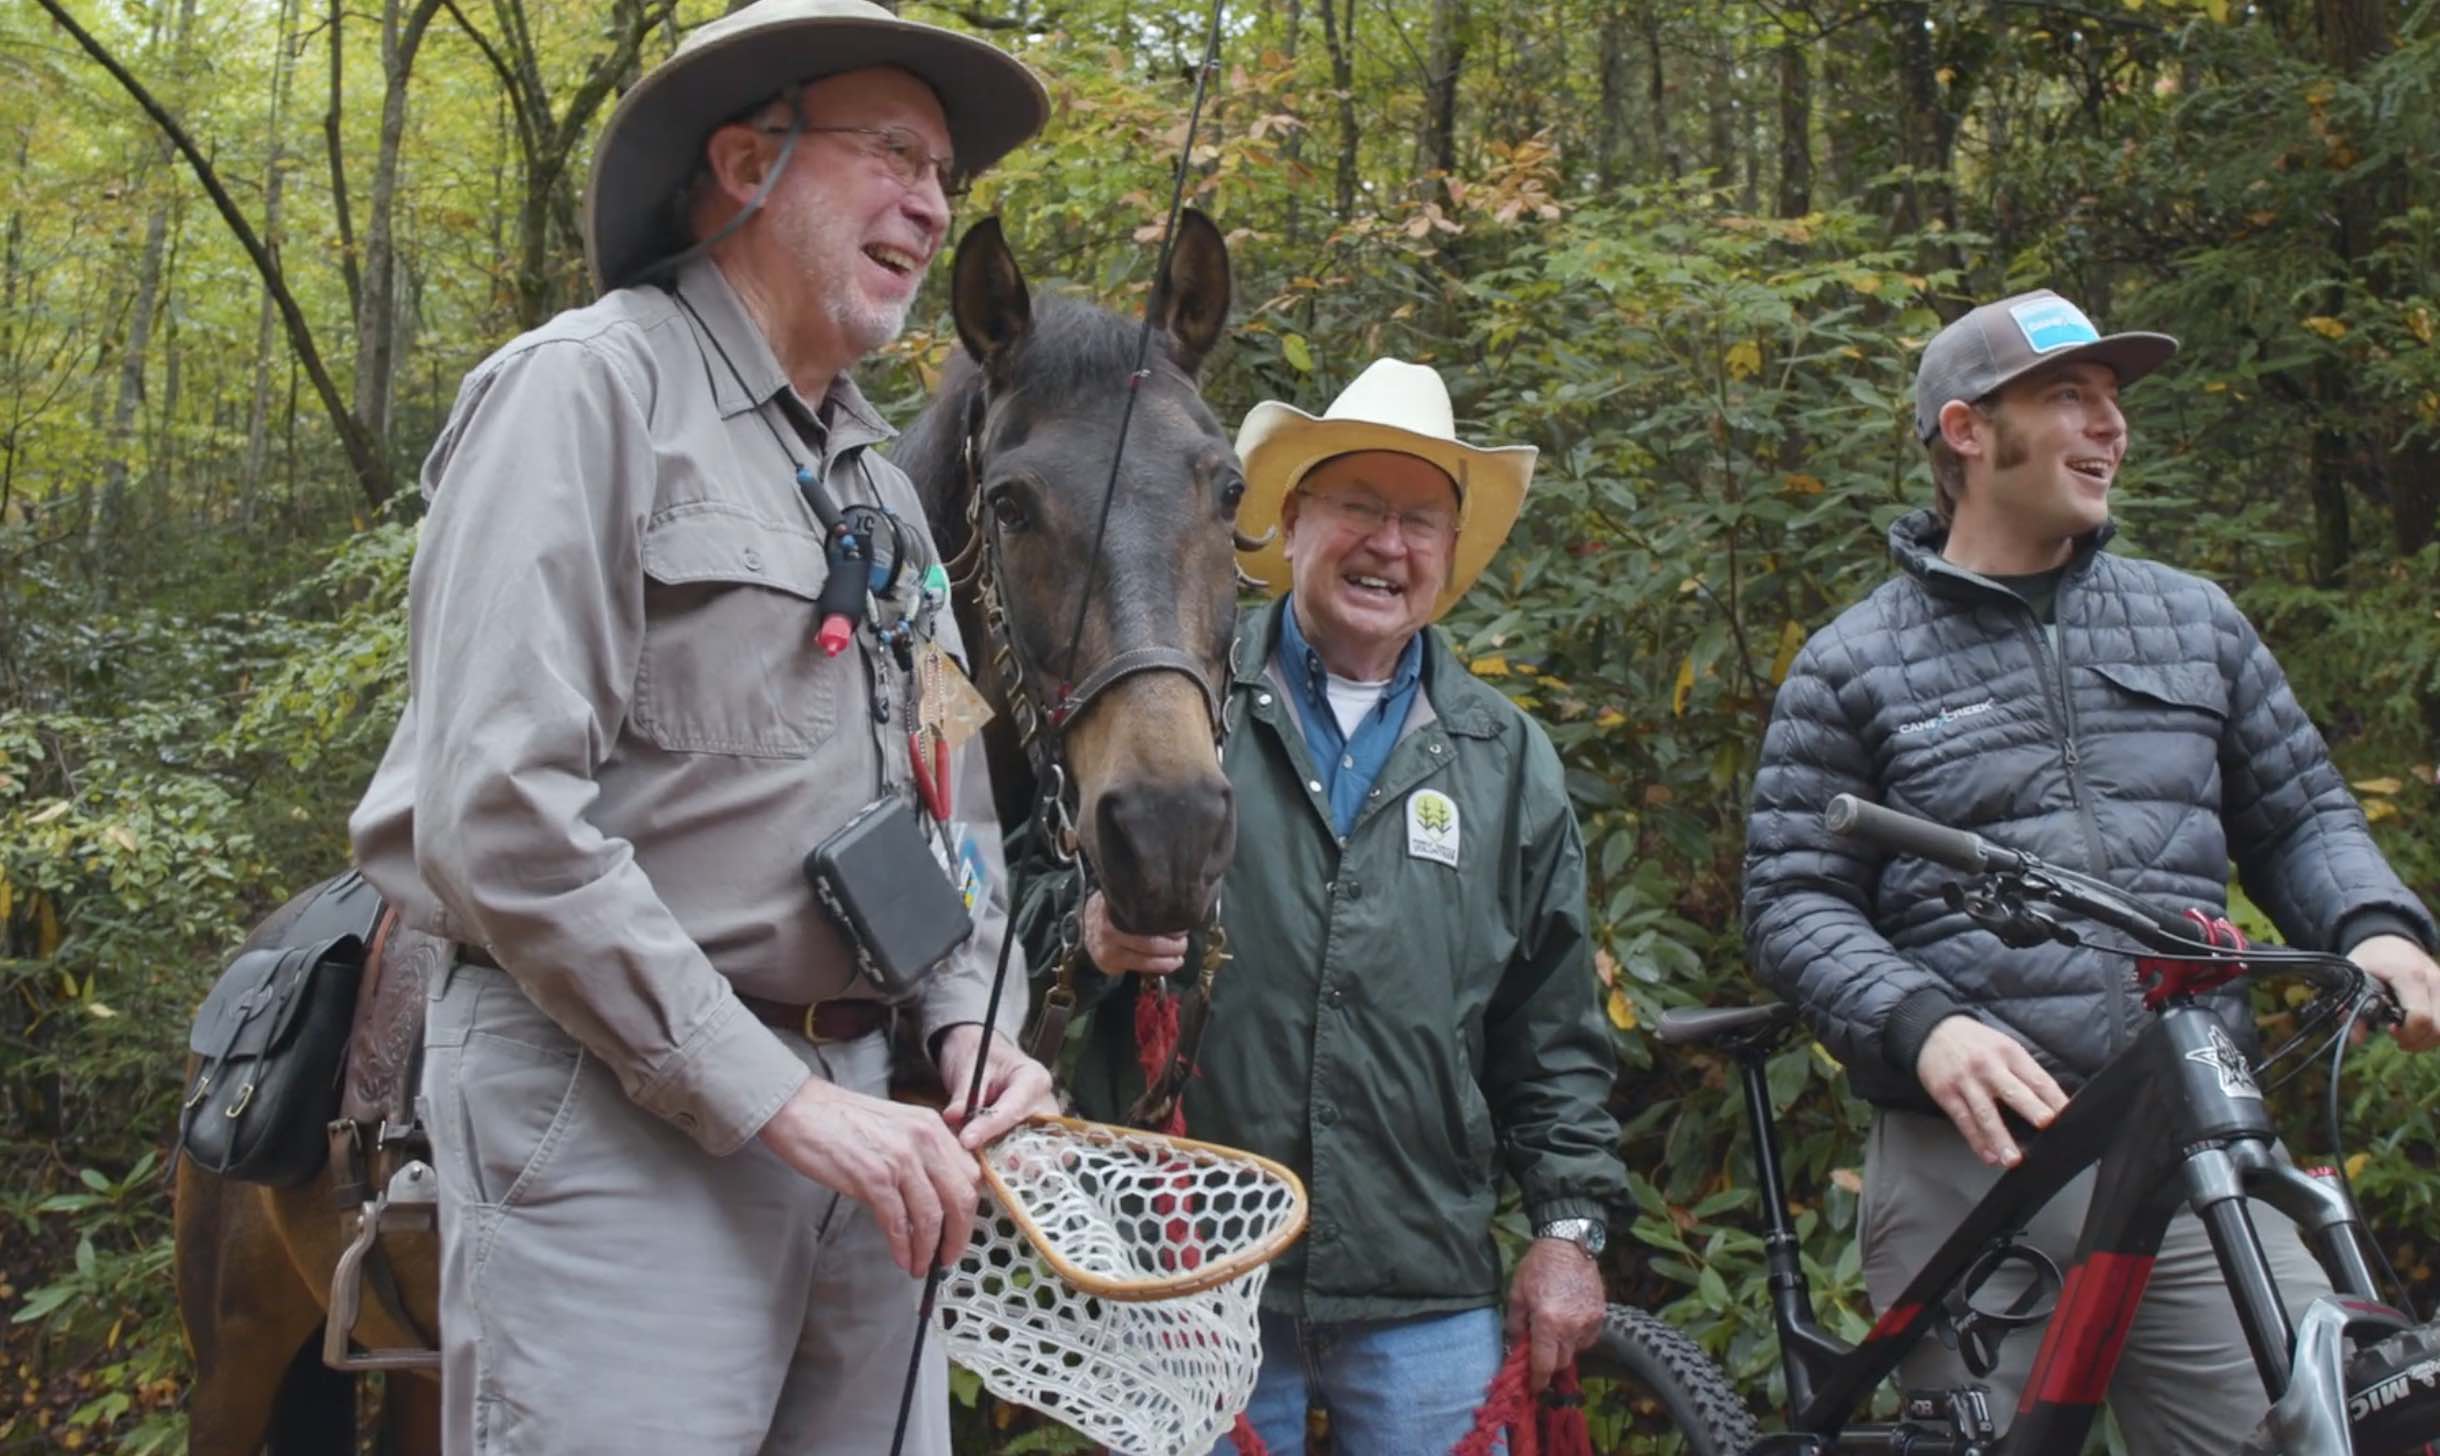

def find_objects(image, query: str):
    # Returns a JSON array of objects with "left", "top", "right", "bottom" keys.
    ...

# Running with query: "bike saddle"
[{"left": 1654, "top": 1002, "right": 1800, "bottom": 1048}]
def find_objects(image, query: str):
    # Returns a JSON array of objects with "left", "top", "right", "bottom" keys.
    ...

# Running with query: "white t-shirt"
[{"left": 1323, "top": 672, "right": 1391, "bottom": 740}]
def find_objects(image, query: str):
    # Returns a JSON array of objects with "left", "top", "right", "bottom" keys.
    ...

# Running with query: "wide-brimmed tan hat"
[
  {"left": 584, "top": 0, "right": 1049, "bottom": 293},
  {"left": 1234, "top": 359, "right": 1537, "bottom": 620}
]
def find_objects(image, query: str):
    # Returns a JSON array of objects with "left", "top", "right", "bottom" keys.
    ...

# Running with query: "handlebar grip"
[{"left": 1824, "top": 794, "right": 2018, "bottom": 873}]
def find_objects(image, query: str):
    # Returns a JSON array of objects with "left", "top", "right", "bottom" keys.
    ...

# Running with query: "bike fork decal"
[{"left": 2021, "top": 1252, "right": 2156, "bottom": 1410}]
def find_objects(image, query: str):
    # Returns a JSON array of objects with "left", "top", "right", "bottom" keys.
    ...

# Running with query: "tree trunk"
[
  {"left": 1644, "top": 9, "right": 1676, "bottom": 179},
  {"left": 1282, "top": 0, "right": 1304, "bottom": 247},
  {"left": 95, "top": 186, "right": 171, "bottom": 557},
  {"left": 1595, "top": 2, "right": 1628, "bottom": 189},
  {"left": 1419, "top": 0, "right": 1468, "bottom": 188},
  {"left": 325, "top": 0, "right": 361, "bottom": 322},
  {"left": 1775, "top": 36, "right": 1812, "bottom": 218},
  {"left": 244, "top": 0, "right": 304, "bottom": 527},
  {"left": 354, "top": 0, "right": 448, "bottom": 454},
  {"left": 1318, "top": 0, "right": 1358, "bottom": 219}
]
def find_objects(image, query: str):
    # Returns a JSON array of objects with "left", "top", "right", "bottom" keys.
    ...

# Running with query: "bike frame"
[
  {"left": 1720, "top": 799, "right": 2419, "bottom": 1454},
  {"left": 1731, "top": 1002, "right": 2410, "bottom": 1454}
]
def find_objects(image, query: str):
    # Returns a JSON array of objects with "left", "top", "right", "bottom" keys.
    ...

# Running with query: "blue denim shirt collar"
[{"left": 1275, "top": 596, "right": 1425, "bottom": 837}]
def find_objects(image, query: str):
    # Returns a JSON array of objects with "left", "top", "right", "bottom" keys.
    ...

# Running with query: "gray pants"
[
  {"left": 422, "top": 960, "right": 947, "bottom": 1456},
  {"left": 1861, "top": 1108, "right": 2332, "bottom": 1455}
]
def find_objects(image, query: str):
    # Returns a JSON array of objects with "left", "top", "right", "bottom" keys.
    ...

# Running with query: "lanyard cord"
[
  {"left": 670, "top": 285, "right": 916, "bottom": 795},
  {"left": 1052, "top": 0, "right": 1229, "bottom": 692}
]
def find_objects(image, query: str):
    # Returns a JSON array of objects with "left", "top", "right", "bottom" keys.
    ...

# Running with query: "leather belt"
[{"left": 454, "top": 945, "right": 890, "bottom": 1045}]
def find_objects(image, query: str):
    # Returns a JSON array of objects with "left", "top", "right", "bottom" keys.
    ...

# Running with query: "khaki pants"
[
  {"left": 422, "top": 960, "right": 948, "bottom": 1455},
  {"left": 1861, "top": 1108, "right": 2333, "bottom": 1455}
]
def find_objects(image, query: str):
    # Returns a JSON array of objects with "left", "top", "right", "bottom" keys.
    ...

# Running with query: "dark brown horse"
[{"left": 174, "top": 213, "right": 1244, "bottom": 1454}]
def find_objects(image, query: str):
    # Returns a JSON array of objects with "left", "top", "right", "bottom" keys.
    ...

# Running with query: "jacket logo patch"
[
  {"left": 1896, "top": 697, "right": 1996, "bottom": 737},
  {"left": 1406, "top": 789, "right": 1460, "bottom": 868}
]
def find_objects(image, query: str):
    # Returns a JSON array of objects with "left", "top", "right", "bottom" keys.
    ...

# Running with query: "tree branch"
[{"left": 36, "top": 0, "right": 393, "bottom": 507}]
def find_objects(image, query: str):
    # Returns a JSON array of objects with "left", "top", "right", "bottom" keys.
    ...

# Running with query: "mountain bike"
[{"left": 1575, "top": 794, "right": 2440, "bottom": 1455}]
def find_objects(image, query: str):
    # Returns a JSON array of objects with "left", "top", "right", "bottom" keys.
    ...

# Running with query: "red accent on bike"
[
  {"left": 2136, "top": 908, "right": 2249, "bottom": 1009},
  {"left": 1867, "top": 1302, "right": 1923, "bottom": 1341},
  {"left": 2020, "top": 1252, "right": 2155, "bottom": 1410}
]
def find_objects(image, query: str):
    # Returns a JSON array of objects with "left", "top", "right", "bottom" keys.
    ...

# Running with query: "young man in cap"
[
  {"left": 1070, "top": 359, "right": 1627, "bottom": 1454},
  {"left": 347, "top": 2, "right": 1056, "bottom": 1449},
  {"left": 1742, "top": 289, "right": 2440, "bottom": 1449}
]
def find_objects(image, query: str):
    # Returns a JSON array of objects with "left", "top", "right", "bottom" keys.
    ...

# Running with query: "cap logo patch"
[{"left": 2009, "top": 297, "right": 2102, "bottom": 354}]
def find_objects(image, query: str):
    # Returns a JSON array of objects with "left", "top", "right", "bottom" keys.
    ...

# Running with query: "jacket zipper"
[{"left": 2015, "top": 581, "right": 2125, "bottom": 1049}]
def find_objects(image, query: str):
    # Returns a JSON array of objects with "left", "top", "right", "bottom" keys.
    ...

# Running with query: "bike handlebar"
[{"left": 1822, "top": 793, "right": 2373, "bottom": 1004}]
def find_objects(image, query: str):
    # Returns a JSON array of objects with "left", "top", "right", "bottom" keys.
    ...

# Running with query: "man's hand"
[
  {"left": 1081, "top": 891, "right": 1189, "bottom": 976},
  {"left": 1916, "top": 1016, "right": 2069, "bottom": 1167},
  {"left": 756, "top": 1077, "right": 981, "bottom": 1278},
  {"left": 1506, "top": 1238, "right": 1606, "bottom": 1393},
  {"left": 2351, "top": 934, "right": 2440, "bottom": 1052},
  {"left": 933, "top": 1023, "right": 1060, "bottom": 1150}
]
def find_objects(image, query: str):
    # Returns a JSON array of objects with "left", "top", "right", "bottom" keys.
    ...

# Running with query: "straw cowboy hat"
[
  {"left": 584, "top": 0, "right": 1049, "bottom": 293},
  {"left": 1234, "top": 359, "right": 1538, "bottom": 621}
]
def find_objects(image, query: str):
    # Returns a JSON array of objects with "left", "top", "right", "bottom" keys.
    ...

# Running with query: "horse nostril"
[{"left": 1093, "top": 775, "right": 1234, "bottom": 922}]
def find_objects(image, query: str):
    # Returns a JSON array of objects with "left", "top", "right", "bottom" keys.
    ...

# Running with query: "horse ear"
[
  {"left": 953, "top": 216, "right": 1031, "bottom": 377},
  {"left": 1148, "top": 209, "right": 1230, "bottom": 378}
]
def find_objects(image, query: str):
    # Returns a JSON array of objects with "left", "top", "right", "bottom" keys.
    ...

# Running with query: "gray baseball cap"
[{"left": 1912, "top": 289, "right": 2178, "bottom": 441}]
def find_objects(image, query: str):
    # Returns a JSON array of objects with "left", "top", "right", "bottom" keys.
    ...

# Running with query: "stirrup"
[{"left": 323, "top": 1160, "right": 443, "bottom": 1371}]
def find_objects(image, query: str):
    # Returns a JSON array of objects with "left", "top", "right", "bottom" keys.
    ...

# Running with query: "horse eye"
[
  {"left": 1221, "top": 477, "right": 1245, "bottom": 512},
  {"left": 986, "top": 484, "right": 1030, "bottom": 531}
]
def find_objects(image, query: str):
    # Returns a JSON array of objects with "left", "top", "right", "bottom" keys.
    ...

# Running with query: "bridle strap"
[{"left": 1049, "top": 644, "right": 1221, "bottom": 733}]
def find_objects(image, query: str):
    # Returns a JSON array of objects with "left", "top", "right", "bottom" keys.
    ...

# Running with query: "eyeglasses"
[
  {"left": 1298, "top": 489, "right": 1456, "bottom": 545},
  {"left": 757, "top": 122, "right": 964, "bottom": 201}
]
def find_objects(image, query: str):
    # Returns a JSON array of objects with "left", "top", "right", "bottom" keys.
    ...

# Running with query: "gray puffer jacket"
[{"left": 1743, "top": 510, "right": 2434, "bottom": 1112}]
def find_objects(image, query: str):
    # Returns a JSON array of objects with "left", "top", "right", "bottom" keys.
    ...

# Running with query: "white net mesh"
[{"left": 937, "top": 1117, "right": 1309, "bottom": 1456}]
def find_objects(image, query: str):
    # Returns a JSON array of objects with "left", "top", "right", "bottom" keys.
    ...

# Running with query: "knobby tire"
[{"left": 1576, "top": 1303, "right": 1761, "bottom": 1456}]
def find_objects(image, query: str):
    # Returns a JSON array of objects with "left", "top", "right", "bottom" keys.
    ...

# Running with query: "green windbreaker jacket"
[{"left": 1061, "top": 599, "right": 1625, "bottom": 1322}]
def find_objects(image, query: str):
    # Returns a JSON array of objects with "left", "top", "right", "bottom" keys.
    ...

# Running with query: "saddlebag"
[{"left": 179, "top": 873, "right": 382, "bottom": 1185}]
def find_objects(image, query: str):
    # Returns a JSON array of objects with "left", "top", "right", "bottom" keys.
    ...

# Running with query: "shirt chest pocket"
[{"left": 632, "top": 506, "right": 845, "bottom": 758}]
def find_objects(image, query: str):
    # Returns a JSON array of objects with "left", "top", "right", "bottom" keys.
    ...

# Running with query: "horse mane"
[{"left": 891, "top": 294, "right": 1178, "bottom": 542}]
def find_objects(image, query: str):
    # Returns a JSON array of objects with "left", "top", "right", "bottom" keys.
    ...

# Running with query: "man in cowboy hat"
[
  {"left": 1744, "top": 289, "right": 2439, "bottom": 1449},
  {"left": 347, "top": 2, "right": 1059, "bottom": 1449},
  {"left": 1065, "top": 358, "right": 1627, "bottom": 1453}
]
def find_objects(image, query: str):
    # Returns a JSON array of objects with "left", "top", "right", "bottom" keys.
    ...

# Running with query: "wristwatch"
[{"left": 1534, "top": 1217, "right": 1607, "bottom": 1259}]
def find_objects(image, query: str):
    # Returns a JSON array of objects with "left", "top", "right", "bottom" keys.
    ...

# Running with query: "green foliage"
[{"left": 4, "top": 0, "right": 2439, "bottom": 1448}]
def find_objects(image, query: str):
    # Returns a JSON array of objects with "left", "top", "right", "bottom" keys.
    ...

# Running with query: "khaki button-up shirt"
[{"left": 350, "top": 257, "right": 1023, "bottom": 1155}]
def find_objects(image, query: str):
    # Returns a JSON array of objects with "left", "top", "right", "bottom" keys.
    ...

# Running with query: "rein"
[{"left": 942, "top": 382, "right": 1233, "bottom": 1131}]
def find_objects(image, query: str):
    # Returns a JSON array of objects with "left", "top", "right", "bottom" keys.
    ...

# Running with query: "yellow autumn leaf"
[
  {"left": 1606, "top": 987, "right": 1638, "bottom": 1031},
  {"left": 1783, "top": 472, "right": 1826, "bottom": 495},
  {"left": 2302, "top": 315, "right": 2350, "bottom": 340},
  {"left": 102, "top": 824, "right": 138, "bottom": 853},
  {"left": 1771, "top": 619, "right": 1807, "bottom": 685},
  {"left": 0, "top": 872, "right": 11, "bottom": 922},
  {"left": 37, "top": 894, "right": 60, "bottom": 958},
  {"left": 1594, "top": 708, "right": 1627, "bottom": 730},
  {"left": 1472, "top": 656, "right": 1510, "bottom": 678},
  {"left": 28, "top": 800, "right": 70, "bottom": 826},
  {"left": 2203, "top": 0, "right": 2228, "bottom": 21},
  {"left": 1830, "top": 1167, "right": 1864, "bottom": 1195},
  {"left": 1594, "top": 947, "right": 1620, "bottom": 988},
  {"left": 2346, "top": 1151, "right": 2370, "bottom": 1181},
  {"left": 2352, "top": 776, "right": 2404, "bottom": 795},
  {"left": 1672, "top": 656, "right": 1697, "bottom": 717},
  {"left": 86, "top": 1001, "right": 116, "bottom": 1020},
  {"left": 2411, "top": 308, "right": 2436, "bottom": 346},
  {"left": 1724, "top": 340, "right": 1762, "bottom": 380},
  {"left": 2365, "top": 799, "right": 2398, "bottom": 822}
]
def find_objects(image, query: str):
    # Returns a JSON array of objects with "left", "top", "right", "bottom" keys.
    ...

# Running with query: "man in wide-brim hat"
[
  {"left": 1073, "top": 359, "right": 1627, "bottom": 1453},
  {"left": 348, "top": 3, "right": 1058, "bottom": 1450}
]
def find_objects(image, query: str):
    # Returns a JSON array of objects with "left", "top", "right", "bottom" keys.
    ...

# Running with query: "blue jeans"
[{"left": 1213, "top": 1307, "right": 1506, "bottom": 1456}]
